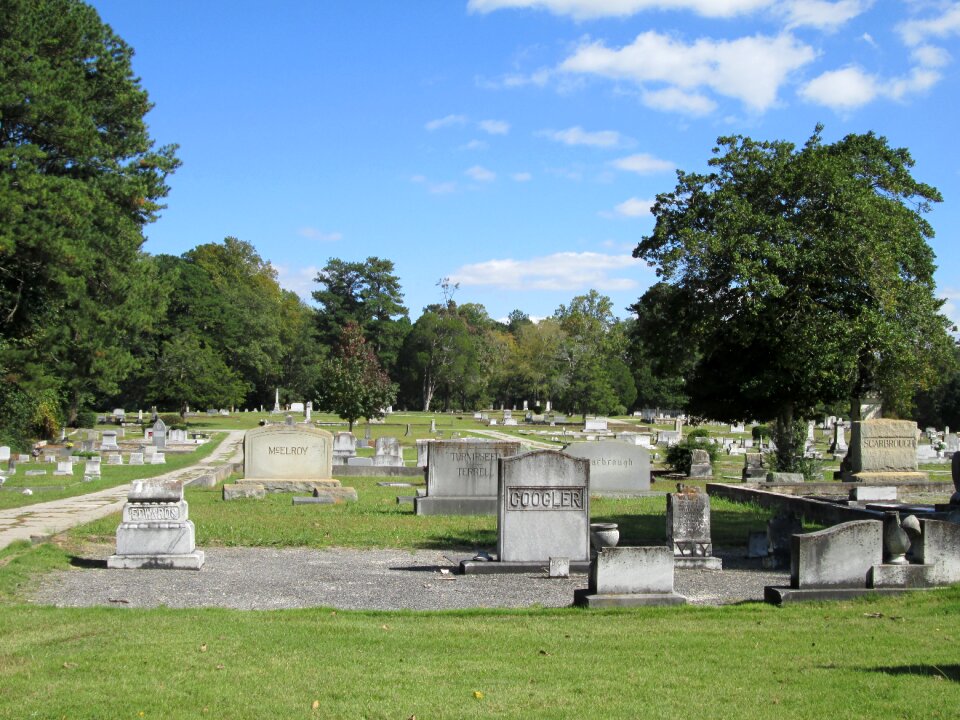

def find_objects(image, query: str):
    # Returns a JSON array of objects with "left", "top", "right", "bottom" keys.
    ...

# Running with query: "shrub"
[
  {"left": 752, "top": 423, "right": 771, "bottom": 442},
  {"left": 158, "top": 414, "right": 182, "bottom": 427},
  {"left": 74, "top": 410, "right": 97, "bottom": 429},
  {"left": 665, "top": 429, "right": 719, "bottom": 475}
]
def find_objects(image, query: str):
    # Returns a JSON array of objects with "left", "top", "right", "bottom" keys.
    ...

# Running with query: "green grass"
[
  {"left": 0, "top": 433, "right": 227, "bottom": 511},
  {"left": 0, "top": 564, "right": 957, "bottom": 719},
  {"left": 69, "top": 478, "right": 772, "bottom": 551}
]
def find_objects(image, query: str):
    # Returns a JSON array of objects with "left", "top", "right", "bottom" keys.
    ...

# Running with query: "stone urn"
[
  {"left": 883, "top": 512, "right": 911, "bottom": 565},
  {"left": 590, "top": 523, "right": 620, "bottom": 552}
]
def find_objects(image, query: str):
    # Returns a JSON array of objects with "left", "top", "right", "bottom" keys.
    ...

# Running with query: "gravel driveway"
[{"left": 30, "top": 546, "right": 789, "bottom": 610}]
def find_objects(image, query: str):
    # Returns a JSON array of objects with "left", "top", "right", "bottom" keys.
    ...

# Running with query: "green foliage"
[
  {"left": 752, "top": 424, "right": 771, "bottom": 441},
  {"left": 148, "top": 332, "right": 249, "bottom": 415},
  {"left": 316, "top": 322, "right": 396, "bottom": 430},
  {"left": 74, "top": 409, "right": 97, "bottom": 429},
  {"left": 0, "top": 0, "right": 179, "bottom": 421},
  {"left": 665, "top": 430, "right": 719, "bottom": 475},
  {"left": 634, "top": 126, "right": 953, "bottom": 427},
  {"left": 313, "top": 257, "right": 409, "bottom": 376}
]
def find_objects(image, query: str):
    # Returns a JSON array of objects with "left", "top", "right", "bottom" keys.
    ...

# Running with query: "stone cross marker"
[{"left": 497, "top": 450, "right": 590, "bottom": 564}]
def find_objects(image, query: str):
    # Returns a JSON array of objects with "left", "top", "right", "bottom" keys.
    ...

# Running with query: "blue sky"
[{"left": 89, "top": 0, "right": 959, "bottom": 325}]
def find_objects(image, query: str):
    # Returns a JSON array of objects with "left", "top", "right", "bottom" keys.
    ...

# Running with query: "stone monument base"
[
  {"left": 764, "top": 585, "right": 917, "bottom": 605},
  {"left": 235, "top": 478, "right": 343, "bottom": 494},
  {"left": 674, "top": 556, "right": 723, "bottom": 570},
  {"left": 108, "top": 551, "right": 205, "bottom": 570},
  {"left": 842, "top": 471, "right": 929, "bottom": 483},
  {"left": 573, "top": 590, "right": 686, "bottom": 607},
  {"left": 414, "top": 496, "right": 496, "bottom": 516},
  {"left": 459, "top": 558, "right": 591, "bottom": 575}
]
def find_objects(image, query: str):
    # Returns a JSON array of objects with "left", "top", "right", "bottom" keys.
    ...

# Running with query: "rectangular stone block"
[
  {"left": 223, "top": 483, "right": 265, "bottom": 500},
  {"left": 848, "top": 486, "right": 897, "bottom": 502},
  {"left": 914, "top": 519, "right": 960, "bottom": 585},
  {"left": 791, "top": 520, "right": 882, "bottom": 588},
  {"left": 115, "top": 522, "right": 196, "bottom": 556},
  {"left": 562, "top": 440, "right": 650, "bottom": 493},
  {"left": 427, "top": 440, "right": 520, "bottom": 499},
  {"left": 848, "top": 420, "right": 919, "bottom": 474},
  {"left": 497, "top": 450, "right": 590, "bottom": 564},
  {"left": 244, "top": 424, "right": 333, "bottom": 481},
  {"left": 589, "top": 546, "right": 675, "bottom": 595},
  {"left": 129, "top": 480, "right": 184, "bottom": 503}
]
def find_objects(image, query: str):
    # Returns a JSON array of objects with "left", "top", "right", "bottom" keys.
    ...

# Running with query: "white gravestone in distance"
[
  {"left": 152, "top": 418, "right": 167, "bottom": 449},
  {"left": 238, "top": 424, "right": 348, "bottom": 496},
  {"left": 108, "top": 479, "right": 204, "bottom": 569},
  {"left": 100, "top": 431, "right": 119, "bottom": 451},
  {"left": 416, "top": 439, "right": 521, "bottom": 516},
  {"left": 496, "top": 450, "right": 591, "bottom": 566},
  {"left": 562, "top": 440, "right": 650, "bottom": 494}
]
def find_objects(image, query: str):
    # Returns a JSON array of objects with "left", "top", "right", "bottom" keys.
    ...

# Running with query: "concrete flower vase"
[{"left": 590, "top": 523, "right": 620, "bottom": 552}]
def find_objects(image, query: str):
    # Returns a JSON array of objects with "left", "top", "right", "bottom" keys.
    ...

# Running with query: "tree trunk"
[
  {"left": 849, "top": 395, "right": 861, "bottom": 422},
  {"left": 774, "top": 402, "right": 800, "bottom": 472}
]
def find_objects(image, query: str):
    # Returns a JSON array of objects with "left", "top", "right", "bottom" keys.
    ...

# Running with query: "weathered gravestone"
[
  {"left": 233, "top": 424, "right": 356, "bottom": 501},
  {"left": 100, "top": 431, "right": 119, "bottom": 451},
  {"left": 829, "top": 421, "right": 847, "bottom": 456},
  {"left": 842, "top": 419, "right": 927, "bottom": 483},
  {"left": 666, "top": 489, "right": 722, "bottom": 569},
  {"left": 84, "top": 458, "right": 101, "bottom": 477},
  {"left": 415, "top": 439, "right": 431, "bottom": 467},
  {"left": 584, "top": 417, "right": 608, "bottom": 432},
  {"left": 415, "top": 439, "right": 521, "bottom": 515},
  {"left": 687, "top": 448, "right": 712, "bottom": 478},
  {"left": 574, "top": 546, "right": 685, "bottom": 607},
  {"left": 374, "top": 437, "right": 404, "bottom": 467},
  {"left": 332, "top": 432, "right": 357, "bottom": 464},
  {"left": 562, "top": 440, "right": 650, "bottom": 494},
  {"left": 152, "top": 418, "right": 167, "bottom": 449},
  {"left": 107, "top": 453, "right": 123, "bottom": 465},
  {"left": 128, "top": 452, "right": 144, "bottom": 466},
  {"left": 743, "top": 452, "right": 766, "bottom": 480},
  {"left": 470, "top": 450, "right": 590, "bottom": 572},
  {"left": 108, "top": 479, "right": 204, "bottom": 569},
  {"left": 0, "top": 446, "right": 9, "bottom": 463}
]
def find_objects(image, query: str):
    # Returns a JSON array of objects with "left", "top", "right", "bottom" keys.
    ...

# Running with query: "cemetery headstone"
[
  {"left": 584, "top": 417, "right": 608, "bottom": 432},
  {"left": 84, "top": 458, "right": 102, "bottom": 477},
  {"left": 152, "top": 418, "right": 167, "bottom": 449},
  {"left": 657, "top": 430, "right": 681, "bottom": 447},
  {"left": 416, "top": 439, "right": 431, "bottom": 467},
  {"left": 100, "top": 431, "right": 119, "bottom": 451},
  {"left": 562, "top": 440, "right": 650, "bottom": 494},
  {"left": 108, "top": 479, "right": 204, "bottom": 569},
  {"left": 742, "top": 452, "right": 766, "bottom": 480},
  {"left": 416, "top": 439, "right": 521, "bottom": 515},
  {"left": 332, "top": 432, "right": 357, "bottom": 464},
  {"left": 574, "top": 546, "right": 685, "bottom": 607},
  {"left": 107, "top": 453, "right": 123, "bottom": 465},
  {"left": 149, "top": 452, "right": 166, "bottom": 465},
  {"left": 129, "top": 452, "right": 144, "bottom": 466},
  {"left": 842, "top": 419, "right": 927, "bottom": 482},
  {"left": 374, "top": 437, "right": 404, "bottom": 467},
  {"left": 494, "top": 450, "right": 590, "bottom": 568},
  {"left": 666, "top": 489, "right": 722, "bottom": 569},
  {"left": 687, "top": 448, "right": 712, "bottom": 478},
  {"left": 235, "top": 424, "right": 354, "bottom": 500},
  {"left": 54, "top": 461, "right": 74, "bottom": 476}
]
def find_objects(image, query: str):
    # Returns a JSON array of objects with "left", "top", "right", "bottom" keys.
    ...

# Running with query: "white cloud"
[
  {"left": 560, "top": 31, "right": 816, "bottom": 113},
  {"left": 799, "top": 64, "right": 941, "bottom": 111},
  {"left": 465, "top": 165, "right": 496, "bottom": 182},
  {"left": 425, "top": 114, "right": 468, "bottom": 131},
  {"left": 912, "top": 44, "right": 952, "bottom": 69},
  {"left": 297, "top": 227, "right": 342, "bottom": 242},
  {"left": 899, "top": 5, "right": 960, "bottom": 47},
  {"left": 540, "top": 125, "right": 630, "bottom": 147},
  {"left": 642, "top": 87, "right": 717, "bottom": 115},
  {"left": 429, "top": 181, "right": 458, "bottom": 194},
  {"left": 477, "top": 68, "right": 553, "bottom": 90},
  {"left": 512, "top": 172, "right": 533, "bottom": 181},
  {"left": 467, "top": 0, "right": 771, "bottom": 20},
  {"left": 798, "top": 66, "right": 879, "bottom": 110},
  {"left": 448, "top": 251, "right": 642, "bottom": 291},
  {"left": 613, "top": 197, "right": 654, "bottom": 217},
  {"left": 461, "top": 139, "right": 488, "bottom": 150},
  {"left": 777, "top": 0, "right": 872, "bottom": 31},
  {"left": 275, "top": 264, "right": 321, "bottom": 303},
  {"left": 611, "top": 153, "right": 674, "bottom": 174},
  {"left": 479, "top": 119, "right": 511, "bottom": 135}
]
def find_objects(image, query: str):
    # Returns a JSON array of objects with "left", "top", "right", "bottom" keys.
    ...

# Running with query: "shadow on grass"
[
  {"left": 69, "top": 556, "right": 107, "bottom": 569},
  {"left": 864, "top": 664, "right": 960, "bottom": 682},
  {"left": 409, "top": 530, "right": 497, "bottom": 551},
  {"left": 591, "top": 509, "right": 768, "bottom": 547}
]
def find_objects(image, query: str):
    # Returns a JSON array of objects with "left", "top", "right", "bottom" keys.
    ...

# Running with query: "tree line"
[{"left": 0, "top": 0, "right": 957, "bottom": 453}]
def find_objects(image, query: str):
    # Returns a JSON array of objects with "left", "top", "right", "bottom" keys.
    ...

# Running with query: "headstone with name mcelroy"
[
  {"left": 415, "top": 439, "right": 521, "bottom": 515},
  {"left": 842, "top": 419, "right": 927, "bottom": 483},
  {"left": 495, "top": 450, "right": 590, "bottom": 567},
  {"left": 666, "top": 489, "right": 722, "bottom": 569},
  {"left": 232, "top": 424, "right": 354, "bottom": 501},
  {"left": 108, "top": 479, "right": 204, "bottom": 569},
  {"left": 562, "top": 440, "right": 650, "bottom": 494}
]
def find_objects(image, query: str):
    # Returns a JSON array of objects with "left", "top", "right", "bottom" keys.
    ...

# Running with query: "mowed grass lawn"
[{"left": 1, "top": 464, "right": 957, "bottom": 718}]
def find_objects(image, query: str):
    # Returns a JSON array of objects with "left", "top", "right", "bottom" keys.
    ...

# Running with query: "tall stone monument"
[{"left": 842, "top": 419, "right": 927, "bottom": 483}]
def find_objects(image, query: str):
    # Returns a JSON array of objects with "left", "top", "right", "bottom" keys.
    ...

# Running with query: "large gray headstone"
[
  {"left": 562, "top": 440, "right": 650, "bottom": 494},
  {"left": 790, "top": 520, "right": 882, "bottom": 588},
  {"left": 845, "top": 419, "right": 925, "bottom": 482},
  {"left": 243, "top": 424, "right": 333, "bottom": 480},
  {"left": 497, "top": 450, "right": 590, "bottom": 564}
]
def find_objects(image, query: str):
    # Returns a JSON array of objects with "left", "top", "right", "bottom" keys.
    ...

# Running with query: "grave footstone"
[
  {"left": 574, "top": 547, "right": 686, "bottom": 607},
  {"left": 108, "top": 480, "right": 204, "bottom": 569},
  {"left": 129, "top": 452, "right": 144, "bottom": 465},
  {"left": 54, "top": 461, "right": 74, "bottom": 476}
]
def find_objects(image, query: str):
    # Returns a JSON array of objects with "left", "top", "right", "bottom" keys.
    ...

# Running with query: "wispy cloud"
[
  {"left": 465, "top": 165, "right": 496, "bottom": 182},
  {"left": 777, "top": 0, "right": 873, "bottom": 32},
  {"left": 539, "top": 125, "right": 631, "bottom": 148},
  {"left": 411, "top": 174, "right": 458, "bottom": 194},
  {"left": 425, "top": 114, "right": 467, "bottom": 131},
  {"left": 275, "top": 263, "right": 321, "bottom": 303},
  {"left": 479, "top": 119, "right": 511, "bottom": 135},
  {"left": 560, "top": 31, "right": 816, "bottom": 114},
  {"left": 512, "top": 171, "right": 533, "bottom": 182},
  {"left": 448, "top": 251, "right": 643, "bottom": 291},
  {"left": 601, "top": 197, "right": 655, "bottom": 218},
  {"left": 898, "top": 4, "right": 960, "bottom": 47},
  {"left": 297, "top": 227, "right": 342, "bottom": 242},
  {"left": 611, "top": 153, "right": 674, "bottom": 174},
  {"left": 467, "top": 0, "right": 770, "bottom": 20}
]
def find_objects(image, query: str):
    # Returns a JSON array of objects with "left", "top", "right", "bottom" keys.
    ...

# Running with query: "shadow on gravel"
[{"left": 69, "top": 556, "right": 107, "bottom": 569}]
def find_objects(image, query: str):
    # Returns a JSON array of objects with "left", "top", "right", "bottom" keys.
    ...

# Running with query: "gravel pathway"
[{"left": 29, "top": 545, "right": 789, "bottom": 610}]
